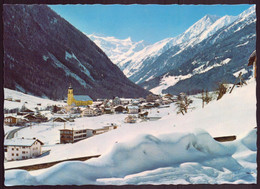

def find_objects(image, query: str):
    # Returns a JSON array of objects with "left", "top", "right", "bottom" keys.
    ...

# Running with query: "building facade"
[
  {"left": 4, "top": 138, "right": 43, "bottom": 161},
  {"left": 60, "top": 128, "right": 94, "bottom": 144}
]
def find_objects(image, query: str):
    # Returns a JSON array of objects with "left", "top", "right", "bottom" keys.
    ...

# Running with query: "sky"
[{"left": 49, "top": 4, "right": 252, "bottom": 44}]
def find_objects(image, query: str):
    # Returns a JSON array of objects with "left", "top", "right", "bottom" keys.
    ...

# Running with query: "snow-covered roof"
[
  {"left": 4, "top": 138, "right": 44, "bottom": 147},
  {"left": 127, "top": 106, "right": 139, "bottom": 109},
  {"left": 74, "top": 95, "right": 92, "bottom": 101}
]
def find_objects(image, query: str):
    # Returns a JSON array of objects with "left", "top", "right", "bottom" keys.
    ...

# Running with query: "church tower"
[{"left": 67, "top": 84, "right": 74, "bottom": 106}]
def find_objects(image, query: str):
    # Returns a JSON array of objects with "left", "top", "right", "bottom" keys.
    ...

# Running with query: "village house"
[
  {"left": 146, "top": 94, "right": 160, "bottom": 102},
  {"left": 94, "top": 108, "right": 103, "bottom": 115},
  {"left": 18, "top": 107, "right": 34, "bottom": 116},
  {"left": 5, "top": 115, "right": 29, "bottom": 126},
  {"left": 131, "top": 99, "right": 140, "bottom": 106},
  {"left": 138, "top": 98, "right": 146, "bottom": 103},
  {"left": 23, "top": 114, "right": 39, "bottom": 123},
  {"left": 4, "top": 137, "right": 44, "bottom": 161},
  {"left": 53, "top": 117, "right": 67, "bottom": 122},
  {"left": 124, "top": 115, "right": 137, "bottom": 123},
  {"left": 4, "top": 116, "right": 19, "bottom": 126},
  {"left": 81, "top": 107, "right": 96, "bottom": 117},
  {"left": 138, "top": 111, "right": 149, "bottom": 119},
  {"left": 120, "top": 98, "right": 132, "bottom": 105},
  {"left": 164, "top": 93, "right": 173, "bottom": 99},
  {"left": 60, "top": 128, "right": 94, "bottom": 144},
  {"left": 34, "top": 113, "right": 48, "bottom": 122},
  {"left": 113, "top": 97, "right": 121, "bottom": 106},
  {"left": 127, "top": 106, "right": 140, "bottom": 114},
  {"left": 93, "top": 124, "right": 118, "bottom": 135},
  {"left": 103, "top": 107, "right": 113, "bottom": 114},
  {"left": 114, "top": 105, "right": 126, "bottom": 113},
  {"left": 142, "top": 102, "right": 155, "bottom": 109}
]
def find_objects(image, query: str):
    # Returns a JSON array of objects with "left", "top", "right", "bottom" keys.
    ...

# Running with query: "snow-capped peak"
[
  {"left": 196, "top": 15, "right": 238, "bottom": 43},
  {"left": 87, "top": 33, "right": 148, "bottom": 64},
  {"left": 238, "top": 5, "right": 256, "bottom": 19},
  {"left": 177, "top": 14, "right": 221, "bottom": 43}
]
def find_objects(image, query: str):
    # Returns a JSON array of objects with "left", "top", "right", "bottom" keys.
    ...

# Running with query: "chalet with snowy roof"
[
  {"left": 23, "top": 114, "right": 39, "bottom": 122},
  {"left": 4, "top": 138, "right": 44, "bottom": 161},
  {"left": 146, "top": 94, "right": 160, "bottom": 102},
  {"left": 4, "top": 116, "right": 19, "bottom": 126},
  {"left": 81, "top": 107, "right": 97, "bottom": 117},
  {"left": 114, "top": 105, "right": 126, "bottom": 113},
  {"left": 120, "top": 98, "right": 132, "bottom": 105},
  {"left": 142, "top": 102, "right": 155, "bottom": 109},
  {"left": 113, "top": 97, "right": 121, "bottom": 106},
  {"left": 103, "top": 107, "right": 113, "bottom": 114},
  {"left": 127, "top": 106, "right": 140, "bottom": 114},
  {"left": 53, "top": 117, "right": 67, "bottom": 122},
  {"left": 4, "top": 116, "right": 28, "bottom": 126},
  {"left": 138, "top": 111, "right": 149, "bottom": 118},
  {"left": 248, "top": 50, "right": 257, "bottom": 79},
  {"left": 67, "top": 84, "right": 93, "bottom": 106}
]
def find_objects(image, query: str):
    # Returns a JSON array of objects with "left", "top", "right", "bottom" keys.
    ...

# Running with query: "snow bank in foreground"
[{"left": 5, "top": 128, "right": 256, "bottom": 185}]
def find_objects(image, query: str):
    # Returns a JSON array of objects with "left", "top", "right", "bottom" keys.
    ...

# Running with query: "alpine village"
[{"left": 3, "top": 4, "right": 257, "bottom": 185}]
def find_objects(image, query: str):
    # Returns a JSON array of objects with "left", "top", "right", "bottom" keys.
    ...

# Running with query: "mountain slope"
[
  {"left": 3, "top": 5, "right": 150, "bottom": 100},
  {"left": 139, "top": 6, "right": 256, "bottom": 95}
]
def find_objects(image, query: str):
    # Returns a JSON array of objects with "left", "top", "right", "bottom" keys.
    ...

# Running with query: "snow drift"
[{"left": 5, "top": 128, "right": 256, "bottom": 185}]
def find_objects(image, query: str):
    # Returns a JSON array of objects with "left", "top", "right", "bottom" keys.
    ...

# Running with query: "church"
[{"left": 67, "top": 84, "right": 93, "bottom": 106}]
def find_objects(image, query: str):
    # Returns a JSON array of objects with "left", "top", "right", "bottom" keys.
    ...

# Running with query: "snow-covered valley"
[{"left": 4, "top": 78, "right": 257, "bottom": 185}]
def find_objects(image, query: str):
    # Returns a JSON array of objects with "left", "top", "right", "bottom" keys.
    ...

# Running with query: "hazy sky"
[{"left": 49, "top": 4, "right": 252, "bottom": 44}]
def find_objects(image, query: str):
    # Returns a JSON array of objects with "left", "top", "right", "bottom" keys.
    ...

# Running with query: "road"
[{"left": 5, "top": 126, "right": 27, "bottom": 140}]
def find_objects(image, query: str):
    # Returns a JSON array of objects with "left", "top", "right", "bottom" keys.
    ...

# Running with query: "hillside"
[
  {"left": 3, "top": 5, "right": 150, "bottom": 100},
  {"left": 141, "top": 6, "right": 256, "bottom": 95}
]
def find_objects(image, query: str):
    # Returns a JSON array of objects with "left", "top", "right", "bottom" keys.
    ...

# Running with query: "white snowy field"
[
  {"left": 4, "top": 78, "right": 257, "bottom": 185},
  {"left": 4, "top": 88, "right": 65, "bottom": 111}
]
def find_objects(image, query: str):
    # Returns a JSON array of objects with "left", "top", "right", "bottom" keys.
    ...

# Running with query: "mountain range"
[
  {"left": 3, "top": 5, "right": 150, "bottom": 100},
  {"left": 89, "top": 5, "right": 256, "bottom": 95}
]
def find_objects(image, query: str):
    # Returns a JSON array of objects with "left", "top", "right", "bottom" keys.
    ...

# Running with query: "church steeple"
[
  {"left": 69, "top": 83, "right": 73, "bottom": 89},
  {"left": 67, "top": 84, "right": 74, "bottom": 105}
]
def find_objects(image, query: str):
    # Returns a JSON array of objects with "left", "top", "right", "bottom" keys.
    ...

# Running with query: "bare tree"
[
  {"left": 175, "top": 93, "right": 193, "bottom": 115},
  {"left": 216, "top": 82, "right": 227, "bottom": 100}
]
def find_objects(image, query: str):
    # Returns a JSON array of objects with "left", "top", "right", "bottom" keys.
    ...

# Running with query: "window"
[
  {"left": 12, "top": 153, "right": 14, "bottom": 156},
  {"left": 16, "top": 154, "right": 19, "bottom": 156},
  {"left": 12, "top": 148, "right": 14, "bottom": 151},
  {"left": 22, "top": 151, "right": 25, "bottom": 154},
  {"left": 16, "top": 148, "right": 19, "bottom": 151}
]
